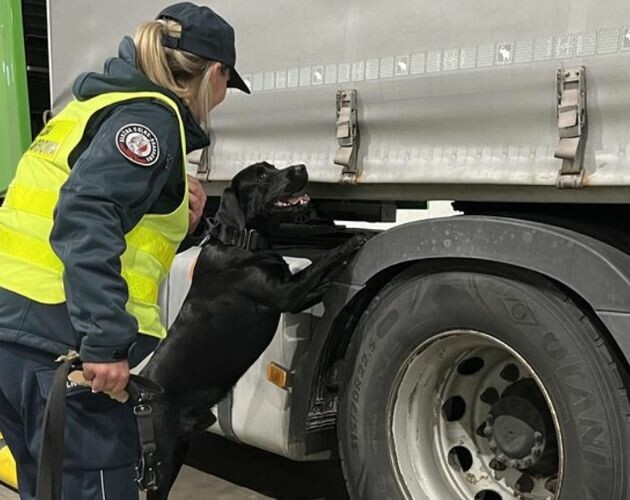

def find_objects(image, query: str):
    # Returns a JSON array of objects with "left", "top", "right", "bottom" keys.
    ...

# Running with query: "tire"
[{"left": 338, "top": 267, "right": 630, "bottom": 500}]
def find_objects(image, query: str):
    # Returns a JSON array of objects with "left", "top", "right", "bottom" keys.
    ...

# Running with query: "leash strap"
[
  {"left": 35, "top": 356, "right": 79, "bottom": 500},
  {"left": 126, "top": 376, "right": 165, "bottom": 492},
  {"left": 35, "top": 362, "right": 165, "bottom": 498}
]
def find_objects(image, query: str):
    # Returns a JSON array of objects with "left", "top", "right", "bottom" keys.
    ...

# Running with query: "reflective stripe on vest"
[{"left": 0, "top": 91, "right": 190, "bottom": 339}]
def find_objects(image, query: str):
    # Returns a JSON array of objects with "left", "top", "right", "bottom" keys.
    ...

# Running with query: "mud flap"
[{"left": 0, "top": 432, "right": 17, "bottom": 489}]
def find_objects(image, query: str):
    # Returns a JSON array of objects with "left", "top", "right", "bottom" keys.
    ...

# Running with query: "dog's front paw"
[{"left": 343, "top": 233, "right": 369, "bottom": 253}]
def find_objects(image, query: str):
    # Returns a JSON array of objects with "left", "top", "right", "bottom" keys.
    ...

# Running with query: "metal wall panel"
[
  {"left": 48, "top": 1, "right": 630, "bottom": 200},
  {"left": 0, "top": 0, "right": 31, "bottom": 194}
]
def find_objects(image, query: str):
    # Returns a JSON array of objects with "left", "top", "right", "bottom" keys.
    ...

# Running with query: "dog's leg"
[
  {"left": 292, "top": 235, "right": 366, "bottom": 281},
  {"left": 143, "top": 398, "right": 180, "bottom": 500},
  {"left": 163, "top": 438, "right": 190, "bottom": 495},
  {"left": 144, "top": 436, "right": 187, "bottom": 500},
  {"left": 146, "top": 481, "right": 171, "bottom": 500},
  {"left": 146, "top": 490, "right": 165, "bottom": 500},
  {"left": 288, "top": 278, "right": 333, "bottom": 312},
  {"left": 260, "top": 235, "right": 366, "bottom": 311},
  {"left": 241, "top": 235, "right": 366, "bottom": 312}
]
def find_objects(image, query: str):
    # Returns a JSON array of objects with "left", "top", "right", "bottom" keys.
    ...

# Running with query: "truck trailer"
[{"left": 2, "top": 1, "right": 630, "bottom": 499}]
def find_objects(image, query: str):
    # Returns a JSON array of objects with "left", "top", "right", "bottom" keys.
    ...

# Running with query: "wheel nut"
[
  {"left": 545, "top": 476, "right": 558, "bottom": 494},
  {"left": 476, "top": 423, "right": 487, "bottom": 437},
  {"left": 515, "top": 474, "right": 534, "bottom": 493},
  {"left": 489, "top": 458, "right": 507, "bottom": 471}
]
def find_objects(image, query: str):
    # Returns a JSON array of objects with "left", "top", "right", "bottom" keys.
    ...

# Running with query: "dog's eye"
[{"left": 258, "top": 172, "right": 269, "bottom": 182}]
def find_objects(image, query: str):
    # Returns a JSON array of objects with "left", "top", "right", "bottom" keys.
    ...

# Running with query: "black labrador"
[{"left": 141, "top": 162, "right": 365, "bottom": 499}]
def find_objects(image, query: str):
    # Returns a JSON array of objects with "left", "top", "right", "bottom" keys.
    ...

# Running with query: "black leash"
[
  {"left": 35, "top": 356, "right": 165, "bottom": 500},
  {"left": 35, "top": 355, "right": 78, "bottom": 500}
]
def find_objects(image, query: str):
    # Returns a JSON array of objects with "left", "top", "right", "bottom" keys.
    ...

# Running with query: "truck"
[{"left": 2, "top": 0, "right": 630, "bottom": 499}]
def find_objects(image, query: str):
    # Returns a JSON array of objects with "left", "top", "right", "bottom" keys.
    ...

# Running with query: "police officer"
[{"left": 0, "top": 3, "right": 250, "bottom": 498}]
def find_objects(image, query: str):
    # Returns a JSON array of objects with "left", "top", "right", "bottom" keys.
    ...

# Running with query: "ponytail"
[
  {"left": 134, "top": 19, "right": 223, "bottom": 128},
  {"left": 135, "top": 21, "right": 186, "bottom": 97}
]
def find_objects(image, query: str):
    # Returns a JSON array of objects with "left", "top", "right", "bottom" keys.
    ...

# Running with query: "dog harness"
[
  {"left": 0, "top": 91, "right": 189, "bottom": 340},
  {"left": 204, "top": 221, "right": 272, "bottom": 250}
]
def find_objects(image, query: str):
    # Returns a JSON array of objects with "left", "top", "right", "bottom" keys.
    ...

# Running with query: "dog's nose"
[{"left": 294, "top": 164, "right": 307, "bottom": 174}]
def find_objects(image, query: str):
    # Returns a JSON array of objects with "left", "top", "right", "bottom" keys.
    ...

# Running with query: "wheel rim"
[{"left": 389, "top": 330, "right": 564, "bottom": 500}]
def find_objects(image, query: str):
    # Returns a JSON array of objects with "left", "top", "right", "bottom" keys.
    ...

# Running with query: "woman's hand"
[
  {"left": 83, "top": 360, "right": 130, "bottom": 395},
  {"left": 188, "top": 174, "right": 207, "bottom": 233}
]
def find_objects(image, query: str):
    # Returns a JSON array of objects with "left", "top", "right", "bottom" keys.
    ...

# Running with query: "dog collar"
[{"left": 205, "top": 223, "right": 271, "bottom": 251}]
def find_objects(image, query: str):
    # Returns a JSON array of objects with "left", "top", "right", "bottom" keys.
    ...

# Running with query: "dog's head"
[{"left": 216, "top": 162, "right": 310, "bottom": 230}]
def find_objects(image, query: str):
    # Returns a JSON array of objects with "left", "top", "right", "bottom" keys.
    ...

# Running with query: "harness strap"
[{"left": 206, "top": 222, "right": 271, "bottom": 251}]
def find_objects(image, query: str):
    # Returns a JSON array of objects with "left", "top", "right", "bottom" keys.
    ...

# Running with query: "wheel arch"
[{"left": 289, "top": 215, "right": 630, "bottom": 453}]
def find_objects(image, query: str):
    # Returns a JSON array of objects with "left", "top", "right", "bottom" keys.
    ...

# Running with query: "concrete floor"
[
  {"left": 0, "top": 465, "right": 270, "bottom": 500},
  {"left": 0, "top": 433, "right": 348, "bottom": 500},
  {"left": 158, "top": 465, "right": 272, "bottom": 500},
  {"left": 0, "top": 486, "right": 14, "bottom": 500}
]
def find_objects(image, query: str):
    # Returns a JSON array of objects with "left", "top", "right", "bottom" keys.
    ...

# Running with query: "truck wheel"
[{"left": 338, "top": 269, "right": 630, "bottom": 500}]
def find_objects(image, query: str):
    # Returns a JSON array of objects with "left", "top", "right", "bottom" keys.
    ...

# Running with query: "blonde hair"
[{"left": 134, "top": 19, "right": 226, "bottom": 128}]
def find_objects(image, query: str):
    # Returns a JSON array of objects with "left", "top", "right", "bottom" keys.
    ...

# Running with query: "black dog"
[{"left": 141, "top": 162, "right": 365, "bottom": 498}]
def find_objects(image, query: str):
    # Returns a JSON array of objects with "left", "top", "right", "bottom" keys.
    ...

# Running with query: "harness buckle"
[
  {"left": 244, "top": 229, "right": 254, "bottom": 249},
  {"left": 134, "top": 451, "right": 162, "bottom": 492},
  {"left": 237, "top": 228, "right": 255, "bottom": 249},
  {"left": 133, "top": 403, "right": 153, "bottom": 417}
]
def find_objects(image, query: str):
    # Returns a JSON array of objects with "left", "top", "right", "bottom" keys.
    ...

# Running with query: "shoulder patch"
[{"left": 115, "top": 123, "right": 160, "bottom": 167}]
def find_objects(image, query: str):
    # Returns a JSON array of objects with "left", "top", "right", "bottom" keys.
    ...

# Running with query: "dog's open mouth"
[{"left": 273, "top": 193, "right": 311, "bottom": 208}]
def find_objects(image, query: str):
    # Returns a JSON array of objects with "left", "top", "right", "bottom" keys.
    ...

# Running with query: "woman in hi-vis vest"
[{"left": 0, "top": 3, "right": 250, "bottom": 498}]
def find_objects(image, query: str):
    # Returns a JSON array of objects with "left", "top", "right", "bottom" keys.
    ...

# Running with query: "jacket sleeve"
[{"left": 50, "top": 101, "right": 182, "bottom": 363}]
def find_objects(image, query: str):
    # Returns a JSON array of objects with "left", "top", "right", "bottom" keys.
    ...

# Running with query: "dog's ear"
[{"left": 216, "top": 186, "right": 245, "bottom": 229}]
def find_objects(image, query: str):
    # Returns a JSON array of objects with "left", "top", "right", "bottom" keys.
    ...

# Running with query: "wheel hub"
[
  {"left": 484, "top": 379, "right": 556, "bottom": 473},
  {"left": 390, "top": 331, "right": 563, "bottom": 500},
  {"left": 485, "top": 396, "right": 546, "bottom": 469}
]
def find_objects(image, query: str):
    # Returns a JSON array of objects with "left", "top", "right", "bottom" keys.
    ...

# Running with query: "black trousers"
[{"left": 0, "top": 342, "right": 139, "bottom": 500}]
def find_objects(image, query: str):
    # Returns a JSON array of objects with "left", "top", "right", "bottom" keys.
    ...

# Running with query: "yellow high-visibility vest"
[{"left": 0, "top": 91, "right": 190, "bottom": 340}]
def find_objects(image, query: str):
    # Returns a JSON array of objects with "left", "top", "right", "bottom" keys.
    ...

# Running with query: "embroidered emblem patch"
[{"left": 115, "top": 123, "right": 160, "bottom": 166}]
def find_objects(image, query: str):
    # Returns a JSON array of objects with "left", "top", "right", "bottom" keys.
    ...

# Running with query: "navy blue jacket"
[{"left": 0, "top": 37, "right": 209, "bottom": 366}]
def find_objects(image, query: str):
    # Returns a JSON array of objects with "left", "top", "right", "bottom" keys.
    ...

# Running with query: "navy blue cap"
[{"left": 157, "top": 2, "right": 250, "bottom": 94}]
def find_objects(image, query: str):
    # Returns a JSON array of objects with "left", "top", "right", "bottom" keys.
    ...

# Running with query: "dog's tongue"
[
  {"left": 275, "top": 193, "right": 311, "bottom": 207},
  {"left": 285, "top": 194, "right": 311, "bottom": 205}
]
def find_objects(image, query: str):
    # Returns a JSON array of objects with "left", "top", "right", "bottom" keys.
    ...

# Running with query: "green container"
[{"left": 0, "top": 0, "right": 31, "bottom": 195}]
